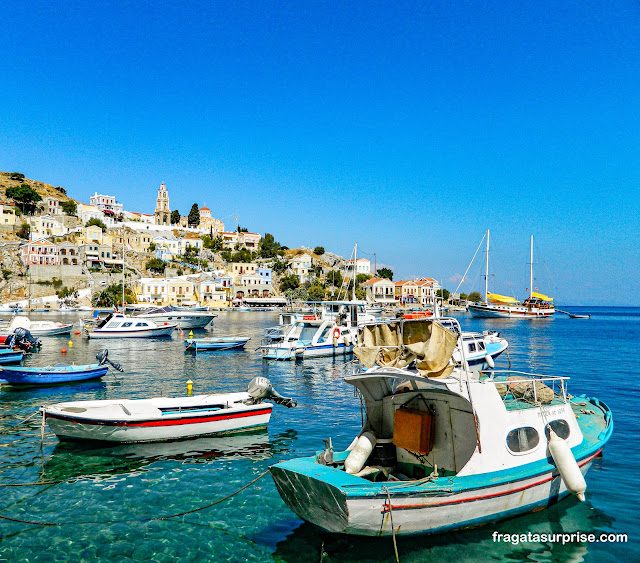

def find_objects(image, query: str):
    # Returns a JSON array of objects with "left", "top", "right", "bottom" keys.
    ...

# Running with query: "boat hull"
[
  {"left": 44, "top": 403, "right": 272, "bottom": 443},
  {"left": 261, "top": 342, "right": 353, "bottom": 360},
  {"left": 271, "top": 451, "right": 598, "bottom": 536},
  {"left": 86, "top": 326, "right": 176, "bottom": 338},
  {"left": 185, "top": 338, "right": 250, "bottom": 351},
  {"left": 468, "top": 304, "right": 554, "bottom": 318},
  {"left": 0, "top": 365, "right": 108, "bottom": 385},
  {"left": 0, "top": 350, "right": 24, "bottom": 365}
]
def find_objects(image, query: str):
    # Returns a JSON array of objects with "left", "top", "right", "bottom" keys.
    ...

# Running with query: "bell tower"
[{"left": 155, "top": 182, "right": 171, "bottom": 225}]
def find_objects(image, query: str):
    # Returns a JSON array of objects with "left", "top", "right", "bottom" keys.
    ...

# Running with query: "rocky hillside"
[{"left": 0, "top": 171, "right": 77, "bottom": 204}]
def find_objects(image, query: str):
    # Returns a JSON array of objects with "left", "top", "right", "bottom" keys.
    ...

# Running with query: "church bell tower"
[{"left": 155, "top": 182, "right": 171, "bottom": 225}]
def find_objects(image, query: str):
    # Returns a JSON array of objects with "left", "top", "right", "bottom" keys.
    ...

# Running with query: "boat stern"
[{"left": 270, "top": 457, "right": 352, "bottom": 533}]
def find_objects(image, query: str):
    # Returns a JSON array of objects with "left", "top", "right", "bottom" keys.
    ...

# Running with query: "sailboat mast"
[
  {"left": 484, "top": 229, "right": 490, "bottom": 302},
  {"left": 529, "top": 235, "right": 533, "bottom": 299},
  {"left": 352, "top": 243, "right": 357, "bottom": 302},
  {"left": 122, "top": 240, "right": 125, "bottom": 307}
]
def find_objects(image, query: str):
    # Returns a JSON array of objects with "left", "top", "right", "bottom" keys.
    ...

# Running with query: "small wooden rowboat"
[
  {"left": 0, "top": 350, "right": 123, "bottom": 386},
  {"left": 0, "top": 347, "right": 24, "bottom": 365},
  {"left": 42, "top": 377, "right": 296, "bottom": 443},
  {"left": 185, "top": 337, "right": 251, "bottom": 351}
]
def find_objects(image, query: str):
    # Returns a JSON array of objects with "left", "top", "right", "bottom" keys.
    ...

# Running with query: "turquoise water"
[{"left": 0, "top": 308, "right": 637, "bottom": 561}]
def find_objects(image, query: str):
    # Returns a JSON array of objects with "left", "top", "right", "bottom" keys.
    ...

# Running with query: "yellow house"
[
  {"left": 0, "top": 201, "right": 18, "bottom": 227},
  {"left": 76, "top": 225, "right": 113, "bottom": 247},
  {"left": 166, "top": 278, "right": 196, "bottom": 305}
]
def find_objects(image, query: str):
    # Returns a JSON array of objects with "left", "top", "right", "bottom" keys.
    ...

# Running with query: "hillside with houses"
[{"left": 0, "top": 171, "right": 444, "bottom": 308}]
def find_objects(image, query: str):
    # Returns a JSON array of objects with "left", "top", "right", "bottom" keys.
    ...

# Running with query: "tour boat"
[
  {"left": 41, "top": 377, "right": 296, "bottom": 443},
  {"left": 125, "top": 305, "right": 216, "bottom": 329},
  {"left": 1, "top": 316, "right": 74, "bottom": 336},
  {"left": 0, "top": 350, "right": 122, "bottom": 386},
  {"left": 185, "top": 336, "right": 251, "bottom": 351},
  {"left": 466, "top": 231, "right": 555, "bottom": 318},
  {"left": 270, "top": 318, "right": 612, "bottom": 536},
  {"left": 84, "top": 313, "right": 176, "bottom": 338}
]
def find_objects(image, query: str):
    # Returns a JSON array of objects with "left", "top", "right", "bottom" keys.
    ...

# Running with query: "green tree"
[
  {"left": 6, "top": 184, "right": 42, "bottom": 214},
  {"left": 60, "top": 200, "right": 77, "bottom": 216},
  {"left": 279, "top": 274, "right": 300, "bottom": 292},
  {"left": 92, "top": 284, "right": 134, "bottom": 307},
  {"left": 377, "top": 267, "right": 393, "bottom": 280},
  {"left": 145, "top": 258, "right": 166, "bottom": 274},
  {"left": 148, "top": 242, "right": 156, "bottom": 252},
  {"left": 356, "top": 273, "right": 371, "bottom": 284},
  {"left": 269, "top": 258, "right": 288, "bottom": 273},
  {"left": 171, "top": 209, "right": 181, "bottom": 224},
  {"left": 188, "top": 204, "right": 200, "bottom": 226},
  {"left": 468, "top": 291, "right": 483, "bottom": 302},
  {"left": 85, "top": 218, "right": 107, "bottom": 231},
  {"left": 56, "top": 286, "right": 78, "bottom": 300},
  {"left": 436, "top": 288, "right": 451, "bottom": 301},
  {"left": 202, "top": 235, "right": 224, "bottom": 251},
  {"left": 325, "top": 270, "right": 343, "bottom": 287},
  {"left": 10, "top": 172, "right": 25, "bottom": 180},
  {"left": 17, "top": 223, "right": 30, "bottom": 239},
  {"left": 459, "top": 293, "right": 468, "bottom": 301},
  {"left": 237, "top": 225, "right": 248, "bottom": 232},
  {"left": 313, "top": 246, "right": 325, "bottom": 256},
  {"left": 308, "top": 284, "right": 325, "bottom": 301},
  {"left": 258, "top": 233, "right": 282, "bottom": 258},
  {"left": 231, "top": 248, "right": 256, "bottom": 263}
]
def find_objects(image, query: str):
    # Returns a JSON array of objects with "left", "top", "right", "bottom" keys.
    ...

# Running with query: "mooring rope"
[
  {"left": 384, "top": 486, "right": 400, "bottom": 563},
  {"left": 0, "top": 470, "right": 269, "bottom": 527}
]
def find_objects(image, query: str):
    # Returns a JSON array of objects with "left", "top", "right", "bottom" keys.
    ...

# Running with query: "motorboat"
[
  {"left": 435, "top": 317, "right": 508, "bottom": 368},
  {"left": 270, "top": 318, "right": 612, "bottom": 536},
  {"left": 185, "top": 337, "right": 251, "bottom": 351},
  {"left": 1, "top": 316, "right": 73, "bottom": 336},
  {"left": 57, "top": 303, "right": 78, "bottom": 312},
  {"left": 42, "top": 377, "right": 296, "bottom": 443},
  {"left": 84, "top": 313, "right": 176, "bottom": 338},
  {"left": 0, "top": 350, "right": 123, "bottom": 386},
  {"left": 171, "top": 301, "right": 210, "bottom": 311},
  {"left": 125, "top": 305, "right": 216, "bottom": 329}
]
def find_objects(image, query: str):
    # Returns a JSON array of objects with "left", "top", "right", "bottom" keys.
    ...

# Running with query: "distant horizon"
[{"left": 1, "top": 2, "right": 638, "bottom": 307}]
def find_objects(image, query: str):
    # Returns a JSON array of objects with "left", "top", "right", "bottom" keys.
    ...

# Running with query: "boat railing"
[{"left": 481, "top": 369, "right": 570, "bottom": 404}]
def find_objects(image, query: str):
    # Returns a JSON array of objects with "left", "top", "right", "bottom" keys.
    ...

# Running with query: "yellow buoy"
[
  {"left": 68, "top": 341, "right": 73, "bottom": 347},
  {"left": 186, "top": 380, "right": 193, "bottom": 396},
  {"left": 188, "top": 330, "right": 194, "bottom": 338}
]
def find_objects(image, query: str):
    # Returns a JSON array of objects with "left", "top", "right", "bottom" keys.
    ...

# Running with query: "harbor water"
[{"left": 0, "top": 308, "right": 637, "bottom": 561}]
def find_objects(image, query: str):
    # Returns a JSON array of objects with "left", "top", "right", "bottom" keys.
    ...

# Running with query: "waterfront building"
[
  {"left": 415, "top": 277, "right": 440, "bottom": 306},
  {"left": 154, "top": 182, "right": 171, "bottom": 226},
  {"left": 257, "top": 267, "right": 272, "bottom": 284},
  {"left": 90, "top": 192, "right": 123, "bottom": 217},
  {"left": 228, "top": 262, "right": 258, "bottom": 279},
  {"left": 361, "top": 277, "right": 396, "bottom": 304}
]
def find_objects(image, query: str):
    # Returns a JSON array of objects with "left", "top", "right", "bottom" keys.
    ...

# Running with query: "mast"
[
  {"left": 352, "top": 243, "right": 357, "bottom": 302},
  {"left": 529, "top": 235, "right": 533, "bottom": 299},
  {"left": 122, "top": 239, "right": 125, "bottom": 308},
  {"left": 484, "top": 229, "right": 490, "bottom": 302}
]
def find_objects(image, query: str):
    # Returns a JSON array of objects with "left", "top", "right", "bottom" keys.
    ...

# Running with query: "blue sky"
[{"left": 1, "top": 2, "right": 638, "bottom": 305}]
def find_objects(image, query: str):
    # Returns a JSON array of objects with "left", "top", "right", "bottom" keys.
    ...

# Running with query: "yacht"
[
  {"left": 85, "top": 313, "right": 176, "bottom": 338},
  {"left": 124, "top": 305, "right": 216, "bottom": 329}
]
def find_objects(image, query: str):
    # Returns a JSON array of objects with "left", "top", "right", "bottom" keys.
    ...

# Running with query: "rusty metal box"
[{"left": 392, "top": 407, "right": 434, "bottom": 454}]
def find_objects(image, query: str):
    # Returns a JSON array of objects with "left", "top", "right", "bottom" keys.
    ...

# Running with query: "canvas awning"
[
  {"left": 487, "top": 292, "right": 519, "bottom": 304},
  {"left": 531, "top": 292, "right": 553, "bottom": 302},
  {"left": 353, "top": 319, "right": 457, "bottom": 378}
]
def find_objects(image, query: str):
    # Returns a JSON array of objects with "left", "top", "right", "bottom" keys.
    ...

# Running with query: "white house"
[
  {"left": 361, "top": 278, "right": 396, "bottom": 304},
  {"left": 77, "top": 203, "right": 114, "bottom": 227},
  {"left": 28, "top": 215, "right": 69, "bottom": 239},
  {"left": 90, "top": 193, "right": 123, "bottom": 216},
  {"left": 220, "top": 231, "right": 261, "bottom": 250},
  {"left": 43, "top": 196, "right": 62, "bottom": 216},
  {"left": 343, "top": 258, "right": 371, "bottom": 276},
  {"left": 289, "top": 253, "right": 313, "bottom": 283},
  {"left": 153, "top": 236, "right": 203, "bottom": 260}
]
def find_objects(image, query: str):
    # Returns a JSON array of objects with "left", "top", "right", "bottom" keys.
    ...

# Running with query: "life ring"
[{"left": 333, "top": 328, "right": 341, "bottom": 339}]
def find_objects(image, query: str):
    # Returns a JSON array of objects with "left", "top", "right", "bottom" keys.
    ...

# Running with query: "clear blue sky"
[{"left": 1, "top": 1, "right": 638, "bottom": 305}]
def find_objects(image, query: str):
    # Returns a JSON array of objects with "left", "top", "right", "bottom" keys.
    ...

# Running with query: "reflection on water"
[{"left": 0, "top": 308, "right": 637, "bottom": 561}]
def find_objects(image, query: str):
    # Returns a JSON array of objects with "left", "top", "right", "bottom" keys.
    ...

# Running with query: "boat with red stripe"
[{"left": 41, "top": 377, "right": 296, "bottom": 444}]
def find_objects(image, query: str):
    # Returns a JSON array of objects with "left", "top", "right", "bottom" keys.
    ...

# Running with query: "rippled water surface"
[{"left": 0, "top": 308, "right": 637, "bottom": 561}]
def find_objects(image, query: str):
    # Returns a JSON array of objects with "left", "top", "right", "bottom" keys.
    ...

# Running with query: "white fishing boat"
[
  {"left": 84, "top": 313, "right": 176, "bottom": 338},
  {"left": 42, "top": 377, "right": 296, "bottom": 443},
  {"left": 57, "top": 303, "right": 78, "bottom": 312},
  {"left": 1, "top": 316, "right": 74, "bottom": 336},
  {"left": 125, "top": 305, "right": 216, "bottom": 329},
  {"left": 270, "top": 318, "right": 613, "bottom": 536},
  {"left": 467, "top": 231, "right": 555, "bottom": 318}
]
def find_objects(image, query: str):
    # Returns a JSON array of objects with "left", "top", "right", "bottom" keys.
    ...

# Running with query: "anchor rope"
[
  {"left": 0, "top": 470, "right": 269, "bottom": 526},
  {"left": 384, "top": 486, "right": 400, "bottom": 563}
]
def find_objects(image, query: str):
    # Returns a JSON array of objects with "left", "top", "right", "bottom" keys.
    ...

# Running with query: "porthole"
[
  {"left": 544, "top": 419, "right": 571, "bottom": 440},
  {"left": 506, "top": 427, "right": 540, "bottom": 454}
]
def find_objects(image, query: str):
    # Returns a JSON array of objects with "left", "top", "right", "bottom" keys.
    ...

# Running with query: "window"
[
  {"left": 468, "top": 343, "right": 476, "bottom": 352},
  {"left": 506, "top": 427, "right": 540, "bottom": 454},
  {"left": 135, "top": 322, "right": 148, "bottom": 327},
  {"left": 121, "top": 322, "right": 132, "bottom": 327},
  {"left": 544, "top": 420, "right": 571, "bottom": 440},
  {"left": 478, "top": 342, "right": 485, "bottom": 351},
  {"left": 105, "top": 322, "right": 121, "bottom": 328}
]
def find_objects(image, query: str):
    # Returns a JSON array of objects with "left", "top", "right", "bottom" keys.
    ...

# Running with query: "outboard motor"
[
  {"left": 96, "top": 349, "right": 124, "bottom": 372},
  {"left": 7, "top": 328, "right": 41, "bottom": 352},
  {"left": 247, "top": 377, "right": 297, "bottom": 408}
]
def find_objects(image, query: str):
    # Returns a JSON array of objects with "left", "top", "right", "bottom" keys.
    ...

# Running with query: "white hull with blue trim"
[{"left": 270, "top": 319, "right": 613, "bottom": 536}]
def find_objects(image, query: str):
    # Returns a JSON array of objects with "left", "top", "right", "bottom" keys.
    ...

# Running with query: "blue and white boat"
[
  {"left": 270, "top": 319, "right": 613, "bottom": 536},
  {"left": 0, "top": 350, "right": 123, "bottom": 386},
  {"left": 185, "top": 337, "right": 251, "bottom": 351},
  {"left": 0, "top": 347, "right": 24, "bottom": 365}
]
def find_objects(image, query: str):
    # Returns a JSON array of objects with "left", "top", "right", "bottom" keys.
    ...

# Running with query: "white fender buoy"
[
  {"left": 344, "top": 432, "right": 377, "bottom": 474},
  {"left": 548, "top": 428, "right": 586, "bottom": 501},
  {"left": 333, "top": 337, "right": 338, "bottom": 348},
  {"left": 485, "top": 354, "right": 495, "bottom": 369}
]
